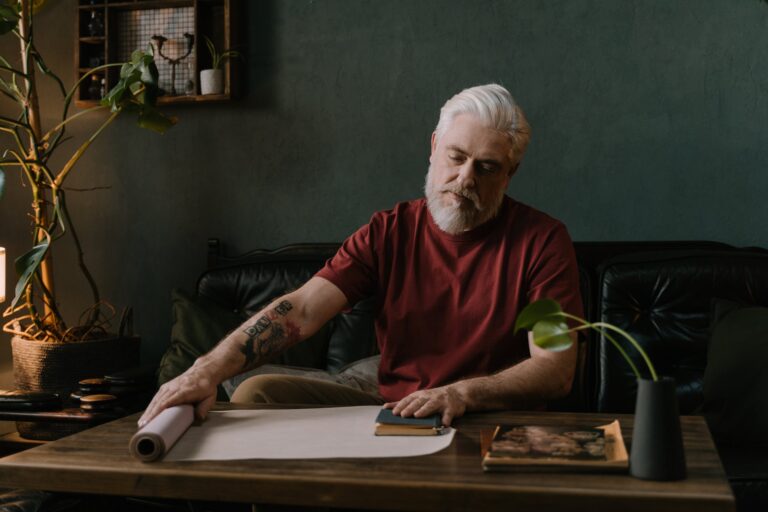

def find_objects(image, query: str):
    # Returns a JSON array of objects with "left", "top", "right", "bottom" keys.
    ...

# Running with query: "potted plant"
[
  {"left": 199, "top": 35, "right": 239, "bottom": 95},
  {"left": 515, "top": 298, "right": 686, "bottom": 481},
  {"left": 0, "top": 0, "right": 175, "bottom": 431}
]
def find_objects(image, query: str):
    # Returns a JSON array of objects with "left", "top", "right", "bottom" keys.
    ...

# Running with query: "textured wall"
[{"left": 1, "top": 0, "right": 767, "bottom": 371}]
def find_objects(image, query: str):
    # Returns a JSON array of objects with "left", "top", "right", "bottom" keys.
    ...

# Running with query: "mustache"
[{"left": 438, "top": 185, "right": 482, "bottom": 210}]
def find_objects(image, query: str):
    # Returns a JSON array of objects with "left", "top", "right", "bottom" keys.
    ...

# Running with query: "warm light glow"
[{"left": 0, "top": 247, "right": 5, "bottom": 303}]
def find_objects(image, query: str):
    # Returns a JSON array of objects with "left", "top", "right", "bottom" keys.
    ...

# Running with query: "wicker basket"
[{"left": 11, "top": 334, "right": 141, "bottom": 440}]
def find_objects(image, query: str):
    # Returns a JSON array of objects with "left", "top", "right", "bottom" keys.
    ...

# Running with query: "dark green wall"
[{"left": 2, "top": 0, "right": 768, "bottom": 368}]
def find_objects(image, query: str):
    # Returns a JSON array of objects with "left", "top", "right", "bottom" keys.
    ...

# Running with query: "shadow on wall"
[{"left": 244, "top": 0, "right": 277, "bottom": 109}]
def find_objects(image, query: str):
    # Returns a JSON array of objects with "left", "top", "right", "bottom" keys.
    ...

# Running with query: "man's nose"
[{"left": 456, "top": 160, "right": 477, "bottom": 188}]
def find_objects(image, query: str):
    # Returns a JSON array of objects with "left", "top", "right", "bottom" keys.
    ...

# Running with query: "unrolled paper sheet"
[
  {"left": 155, "top": 405, "right": 455, "bottom": 461},
  {"left": 129, "top": 404, "right": 194, "bottom": 462}
]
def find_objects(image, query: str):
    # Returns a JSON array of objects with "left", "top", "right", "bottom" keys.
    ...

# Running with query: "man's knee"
[{"left": 230, "top": 374, "right": 295, "bottom": 404}]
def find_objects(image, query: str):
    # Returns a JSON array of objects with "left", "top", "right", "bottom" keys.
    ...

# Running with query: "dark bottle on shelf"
[
  {"left": 87, "top": 75, "right": 101, "bottom": 100},
  {"left": 87, "top": 11, "right": 104, "bottom": 37}
]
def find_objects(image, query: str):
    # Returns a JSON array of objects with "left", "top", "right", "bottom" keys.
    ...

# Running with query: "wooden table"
[{"left": 0, "top": 407, "right": 735, "bottom": 512}]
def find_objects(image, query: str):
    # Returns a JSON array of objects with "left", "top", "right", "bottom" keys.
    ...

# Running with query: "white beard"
[{"left": 424, "top": 165, "right": 506, "bottom": 235}]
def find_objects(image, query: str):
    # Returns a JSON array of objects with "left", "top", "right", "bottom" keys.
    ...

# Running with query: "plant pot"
[
  {"left": 11, "top": 334, "right": 141, "bottom": 440},
  {"left": 200, "top": 69, "right": 224, "bottom": 95},
  {"left": 629, "top": 377, "right": 687, "bottom": 480}
]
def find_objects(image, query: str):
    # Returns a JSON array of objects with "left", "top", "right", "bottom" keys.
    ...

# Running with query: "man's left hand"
[{"left": 384, "top": 384, "right": 467, "bottom": 427}]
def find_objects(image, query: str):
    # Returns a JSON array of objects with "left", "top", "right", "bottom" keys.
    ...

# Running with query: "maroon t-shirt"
[{"left": 315, "top": 196, "right": 583, "bottom": 402}]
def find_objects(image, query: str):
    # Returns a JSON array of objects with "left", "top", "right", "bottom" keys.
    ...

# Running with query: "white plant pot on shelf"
[{"left": 200, "top": 69, "right": 224, "bottom": 95}]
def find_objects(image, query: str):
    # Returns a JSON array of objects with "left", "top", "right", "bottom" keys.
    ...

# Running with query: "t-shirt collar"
[{"left": 425, "top": 195, "right": 512, "bottom": 243}]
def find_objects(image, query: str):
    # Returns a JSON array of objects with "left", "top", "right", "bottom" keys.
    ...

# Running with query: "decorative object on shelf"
[
  {"left": 515, "top": 298, "right": 687, "bottom": 481},
  {"left": 87, "top": 9, "right": 103, "bottom": 37},
  {"left": 200, "top": 35, "right": 240, "bottom": 95},
  {"left": 150, "top": 32, "right": 194, "bottom": 96},
  {"left": 87, "top": 74, "right": 101, "bottom": 100},
  {"left": 76, "top": 0, "right": 236, "bottom": 105},
  {"left": 0, "top": 1, "right": 176, "bottom": 438},
  {"left": 184, "top": 58, "right": 196, "bottom": 96}
]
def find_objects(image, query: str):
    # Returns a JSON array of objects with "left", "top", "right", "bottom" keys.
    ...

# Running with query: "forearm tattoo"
[{"left": 240, "top": 300, "right": 299, "bottom": 369}]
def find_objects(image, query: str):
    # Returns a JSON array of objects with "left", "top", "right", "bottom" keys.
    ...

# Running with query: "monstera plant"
[
  {"left": 0, "top": 1, "right": 174, "bottom": 344},
  {"left": 515, "top": 299, "right": 690, "bottom": 481},
  {"left": 514, "top": 298, "right": 658, "bottom": 381}
]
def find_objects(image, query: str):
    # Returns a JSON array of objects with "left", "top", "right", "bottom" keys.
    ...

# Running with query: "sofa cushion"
[
  {"left": 158, "top": 289, "right": 334, "bottom": 399},
  {"left": 157, "top": 288, "right": 244, "bottom": 400},
  {"left": 197, "top": 246, "right": 377, "bottom": 371},
  {"left": 326, "top": 297, "right": 378, "bottom": 373},
  {"left": 703, "top": 300, "right": 768, "bottom": 446},
  {"left": 594, "top": 250, "right": 768, "bottom": 413}
]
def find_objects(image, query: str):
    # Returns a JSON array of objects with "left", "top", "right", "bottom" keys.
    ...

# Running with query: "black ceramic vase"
[{"left": 629, "top": 377, "right": 687, "bottom": 480}]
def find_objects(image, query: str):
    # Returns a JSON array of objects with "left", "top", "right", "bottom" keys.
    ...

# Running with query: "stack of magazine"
[{"left": 482, "top": 420, "right": 628, "bottom": 472}]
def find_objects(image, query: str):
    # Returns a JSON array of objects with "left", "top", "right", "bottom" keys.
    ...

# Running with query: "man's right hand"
[{"left": 138, "top": 364, "right": 218, "bottom": 428}]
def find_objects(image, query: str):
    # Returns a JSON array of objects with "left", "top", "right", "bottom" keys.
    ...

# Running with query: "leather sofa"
[{"left": 161, "top": 239, "right": 768, "bottom": 512}]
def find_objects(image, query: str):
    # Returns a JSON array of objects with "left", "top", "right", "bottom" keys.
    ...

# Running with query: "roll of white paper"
[{"left": 129, "top": 404, "right": 194, "bottom": 462}]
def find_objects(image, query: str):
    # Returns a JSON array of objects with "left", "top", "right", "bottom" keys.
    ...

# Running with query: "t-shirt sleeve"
[
  {"left": 525, "top": 223, "right": 584, "bottom": 319},
  {"left": 315, "top": 220, "right": 379, "bottom": 305}
]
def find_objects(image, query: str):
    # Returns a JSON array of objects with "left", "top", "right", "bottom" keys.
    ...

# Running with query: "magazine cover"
[{"left": 482, "top": 420, "right": 628, "bottom": 472}]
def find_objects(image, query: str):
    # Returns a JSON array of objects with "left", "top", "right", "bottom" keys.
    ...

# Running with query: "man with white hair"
[{"left": 139, "top": 84, "right": 582, "bottom": 428}]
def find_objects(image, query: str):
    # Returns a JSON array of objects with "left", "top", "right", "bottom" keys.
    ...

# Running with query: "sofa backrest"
[
  {"left": 592, "top": 250, "right": 768, "bottom": 414},
  {"left": 199, "top": 242, "right": 376, "bottom": 373},
  {"left": 198, "top": 239, "right": 768, "bottom": 413}
]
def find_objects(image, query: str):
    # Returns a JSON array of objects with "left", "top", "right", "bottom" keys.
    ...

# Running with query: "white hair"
[{"left": 434, "top": 84, "right": 531, "bottom": 168}]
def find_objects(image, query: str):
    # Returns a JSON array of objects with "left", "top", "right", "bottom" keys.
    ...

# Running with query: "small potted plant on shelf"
[
  {"left": 515, "top": 298, "right": 686, "bottom": 481},
  {"left": 200, "top": 35, "right": 239, "bottom": 95},
  {"left": 0, "top": 0, "right": 175, "bottom": 438}
]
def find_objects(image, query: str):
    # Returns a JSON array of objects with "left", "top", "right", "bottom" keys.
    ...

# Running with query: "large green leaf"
[
  {"left": 0, "top": 169, "right": 5, "bottom": 200},
  {"left": 514, "top": 298, "right": 563, "bottom": 334},
  {"left": 531, "top": 319, "right": 573, "bottom": 352},
  {"left": 100, "top": 47, "right": 174, "bottom": 131},
  {"left": 10, "top": 241, "right": 49, "bottom": 309},
  {"left": 0, "top": 4, "right": 19, "bottom": 36}
]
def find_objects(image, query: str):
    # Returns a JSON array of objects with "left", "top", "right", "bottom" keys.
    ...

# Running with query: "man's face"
[{"left": 425, "top": 114, "right": 515, "bottom": 234}]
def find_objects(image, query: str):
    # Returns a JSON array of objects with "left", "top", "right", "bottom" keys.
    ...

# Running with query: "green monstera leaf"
[
  {"left": 0, "top": 4, "right": 20, "bottom": 36},
  {"left": 514, "top": 298, "right": 563, "bottom": 333},
  {"left": 101, "top": 47, "right": 175, "bottom": 134},
  {"left": 515, "top": 299, "right": 573, "bottom": 351},
  {"left": 531, "top": 318, "right": 573, "bottom": 351},
  {"left": 10, "top": 241, "right": 49, "bottom": 309}
]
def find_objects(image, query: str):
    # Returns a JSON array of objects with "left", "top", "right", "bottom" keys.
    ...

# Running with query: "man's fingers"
[
  {"left": 397, "top": 395, "right": 428, "bottom": 417},
  {"left": 195, "top": 393, "right": 216, "bottom": 421},
  {"left": 413, "top": 398, "right": 441, "bottom": 418}
]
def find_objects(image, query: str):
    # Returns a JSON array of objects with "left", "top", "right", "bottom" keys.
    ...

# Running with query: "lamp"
[{"left": 0, "top": 246, "right": 5, "bottom": 303}]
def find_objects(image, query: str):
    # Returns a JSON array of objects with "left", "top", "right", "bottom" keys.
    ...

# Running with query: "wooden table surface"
[{"left": 0, "top": 406, "right": 735, "bottom": 512}]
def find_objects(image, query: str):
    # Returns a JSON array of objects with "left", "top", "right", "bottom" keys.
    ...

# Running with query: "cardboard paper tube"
[{"left": 129, "top": 404, "right": 194, "bottom": 462}]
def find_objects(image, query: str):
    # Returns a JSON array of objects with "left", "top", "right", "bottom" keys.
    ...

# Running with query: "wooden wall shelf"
[{"left": 75, "top": 0, "right": 238, "bottom": 108}]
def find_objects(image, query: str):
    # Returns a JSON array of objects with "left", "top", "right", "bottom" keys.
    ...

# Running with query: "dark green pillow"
[
  {"left": 158, "top": 289, "right": 334, "bottom": 400},
  {"left": 704, "top": 301, "right": 768, "bottom": 446},
  {"left": 157, "top": 289, "right": 245, "bottom": 400}
]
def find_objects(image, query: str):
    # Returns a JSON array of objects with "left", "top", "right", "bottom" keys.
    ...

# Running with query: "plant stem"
[
  {"left": 548, "top": 321, "right": 644, "bottom": 381},
  {"left": 42, "top": 105, "right": 107, "bottom": 144},
  {"left": 558, "top": 312, "right": 658, "bottom": 381},
  {"left": 58, "top": 191, "right": 100, "bottom": 326},
  {"left": 19, "top": 0, "right": 56, "bottom": 325},
  {"left": 53, "top": 111, "right": 118, "bottom": 189},
  {"left": 590, "top": 322, "right": 658, "bottom": 381}
]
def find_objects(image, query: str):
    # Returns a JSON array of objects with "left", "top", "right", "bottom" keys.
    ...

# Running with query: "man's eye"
[
  {"left": 478, "top": 165, "right": 498, "bottom": 175},
  {"left": 449, "top": 154, "right": 463, "bottom": 162}
]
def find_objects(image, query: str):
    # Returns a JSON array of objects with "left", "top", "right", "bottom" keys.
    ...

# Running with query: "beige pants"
[{"left": 228, "top": 355, "right": 384, "bottom": 406}]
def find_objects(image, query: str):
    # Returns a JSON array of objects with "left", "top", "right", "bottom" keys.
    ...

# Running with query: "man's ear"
[{"left": 430, "top": 132, "right": 437, "bottom": 162}]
